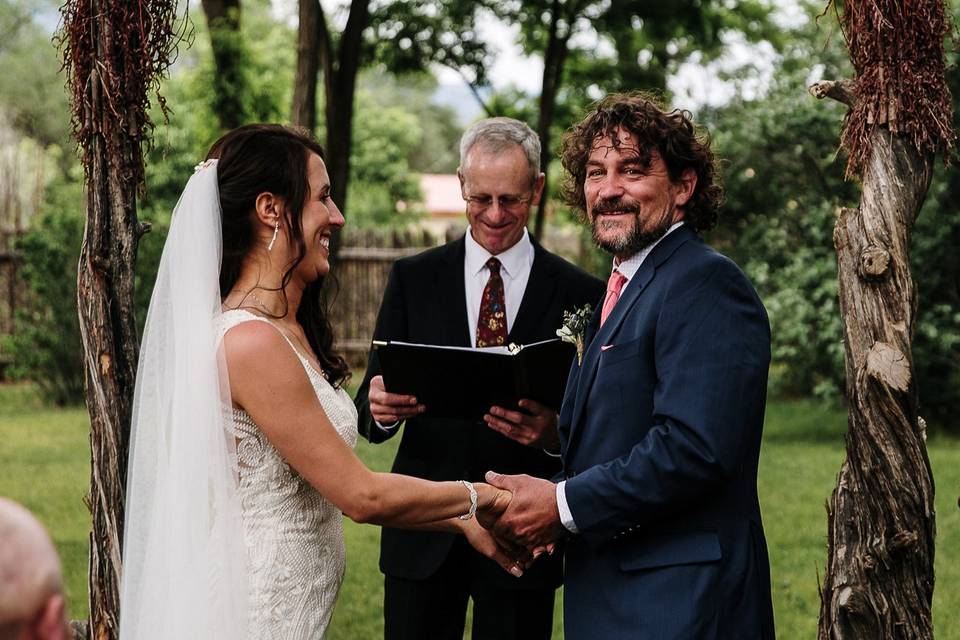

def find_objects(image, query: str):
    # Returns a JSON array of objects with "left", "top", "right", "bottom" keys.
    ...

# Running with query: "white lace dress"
[{"left": 217, "top": 309, "right": 359, "bottom": 639}]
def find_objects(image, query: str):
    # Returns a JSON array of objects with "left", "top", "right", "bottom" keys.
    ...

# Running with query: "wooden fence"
[{"left": 327, "top": 227, "right": 457, "bottom": 368}]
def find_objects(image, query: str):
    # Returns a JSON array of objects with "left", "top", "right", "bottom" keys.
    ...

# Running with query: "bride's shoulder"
[
  {"left": 221, "top": 313, "right": 283, "bottom": 354},
  {"left": 221, "top": 316, "right": 312, "bottom": 400}
]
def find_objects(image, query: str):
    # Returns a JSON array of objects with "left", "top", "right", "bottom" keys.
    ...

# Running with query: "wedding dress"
[
  {"left": 120, "top": 160, "right": 358, "bottom": 639},
  {"left": 217, "top": 309, "right": 359, "bottom": 639}
]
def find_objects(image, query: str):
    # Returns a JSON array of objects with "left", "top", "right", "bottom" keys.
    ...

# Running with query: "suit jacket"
[
  {"left": 355, "top": 235, "right": 605, "bottom": 589},
  {"left": 558, "top": 226, "right": 776, "bottom": 639}
]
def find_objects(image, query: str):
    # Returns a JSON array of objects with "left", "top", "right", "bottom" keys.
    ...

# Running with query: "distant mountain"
[{"left": 431, "top": 81, "right": 486, "bottom": 127}]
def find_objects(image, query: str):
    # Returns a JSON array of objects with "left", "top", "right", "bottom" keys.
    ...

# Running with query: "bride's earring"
[{"left": 267, "top": 221, "right": 279, "bottom": 252}]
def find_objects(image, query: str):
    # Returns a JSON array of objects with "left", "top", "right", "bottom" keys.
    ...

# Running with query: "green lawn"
[{"left": 1, "top": 383, "right": 957, "bottom": 638}]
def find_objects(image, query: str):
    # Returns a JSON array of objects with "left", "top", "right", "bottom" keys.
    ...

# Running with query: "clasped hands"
[
  {"left": 369, "top": 376, "right": 565, "bottom": 574},
  {"left": 467, "top": 473, "right": 564, "bottom": 577},
  {"left": 477, "top": 471, "right": 565, "bottom": 561}
]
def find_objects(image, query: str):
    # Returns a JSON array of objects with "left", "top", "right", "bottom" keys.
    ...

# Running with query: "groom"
[{"left": 483, "top": 93, "right": 776, "bottom": 639}]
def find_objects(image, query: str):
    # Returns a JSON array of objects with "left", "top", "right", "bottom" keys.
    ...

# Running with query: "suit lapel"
[
  {"left": 436, "top": 237, "right": 472, "bottom": 347},
  {"left": 566, "top": 226, "right": 697, "bottom": 448}
]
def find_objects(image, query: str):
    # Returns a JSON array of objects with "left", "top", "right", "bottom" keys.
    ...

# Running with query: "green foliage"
[
  {"left": 347, "top": 91, "right": 425, "bottom": 227},
  {"left": 706, "top": 11, "right": 960, "bottom": 427},
  {"left": 358, "top": 71, "right": 463, "bottom": 174},
  {"left": 368, "top": 1, "right": 491, "bottom": 85},
  {"left": 741, "top": 203, "right": 845, "bottom": 399},
  {"left": 3, "top": 168, "right": 84, "bottom": 405},
  {"left": 705, "top": 25, "right": 855, "bottom": 400},
  {"left": 4, "top": 162, "right": 169, "bottom": 405},
  {"left": 0, "top": 0, "right": 71, "bottom": 147}
]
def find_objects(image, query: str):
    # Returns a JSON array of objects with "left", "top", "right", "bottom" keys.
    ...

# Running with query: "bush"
[
  {"left": 5, "top": 170, "right": 169, "bottom": 406},
  {"left": 4, "top": 205, "right": 85, "bottom": 405}
]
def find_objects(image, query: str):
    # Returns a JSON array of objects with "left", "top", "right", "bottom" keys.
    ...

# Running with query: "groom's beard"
[{"left": 590, "top": 196, "right": 678, "bottom": 261}]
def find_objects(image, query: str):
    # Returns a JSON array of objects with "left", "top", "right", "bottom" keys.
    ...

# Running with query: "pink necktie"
[{"left": 600, "top": 270, "right": 628, "bottom": 327}]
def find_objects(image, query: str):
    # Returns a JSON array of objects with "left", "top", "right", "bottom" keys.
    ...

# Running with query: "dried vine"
[
  {"left": 58, "top": 0, "right": 187, "bottom": 193},
  {"left": 832, "top": 0, "right": 954, "bottom": 177}
]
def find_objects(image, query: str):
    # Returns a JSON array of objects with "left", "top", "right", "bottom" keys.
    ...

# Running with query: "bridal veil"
[{"left": 119, "top": 160, "right": 249, "bottom": 638}]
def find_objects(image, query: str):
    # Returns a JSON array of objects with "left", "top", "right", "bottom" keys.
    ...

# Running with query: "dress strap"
[{"left": 217, "top": 309, "right": 319, "bottom": 379}]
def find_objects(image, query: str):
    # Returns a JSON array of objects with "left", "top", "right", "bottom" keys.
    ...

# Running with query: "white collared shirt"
[
  {"left": 464, "top": 226, "right": 535, "bottom": 347},
  {"left": 556, "top": 221, "right": 685, "bottom": 534}
]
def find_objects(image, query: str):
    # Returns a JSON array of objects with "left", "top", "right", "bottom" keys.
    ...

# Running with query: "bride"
[{"left": 119, "top": 124, "right": 519, "bottom": 639}]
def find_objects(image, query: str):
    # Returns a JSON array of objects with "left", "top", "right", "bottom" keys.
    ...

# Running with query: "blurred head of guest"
[{"left": 0, "top": 498, "right": 69, "bottom": 640}]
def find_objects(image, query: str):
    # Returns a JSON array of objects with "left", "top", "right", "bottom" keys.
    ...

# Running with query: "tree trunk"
[
  {"left": 78, "top": 100, "right": 146, "bottom": 640},
  {"left": 60, "top": 1, "right": 177, "bottom": 636},
  {"left": 318, "top": 0, "right": 370, "bottom": 263},
  {"left": 812, "top": 82, "right": 936, "bottom": 639},
  {"left": 532, "top": 0, "right": 581, "bottom": 241},
  {"left": 201, "top": 0, "right": 245, "bottom": 130},
  {"left": 291, "top": 0, "right": 320, "bottom": 131}
]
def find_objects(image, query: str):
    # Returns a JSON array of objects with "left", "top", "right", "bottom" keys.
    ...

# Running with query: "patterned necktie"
[
  {"left": 600, "top": 270, "right": 628, "bottom": 327},
  {"left": 476, "top": 257, "right": 508, "bottom": 347}
]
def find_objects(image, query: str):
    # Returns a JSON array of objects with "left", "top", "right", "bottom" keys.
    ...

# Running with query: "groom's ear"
[{"left": 254, "top": 192, "right": 285, "bottom": 227}]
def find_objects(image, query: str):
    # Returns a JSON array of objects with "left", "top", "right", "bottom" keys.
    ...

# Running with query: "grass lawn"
[{"left": 1, "top": 383, "right": 957, "bottom": 638}]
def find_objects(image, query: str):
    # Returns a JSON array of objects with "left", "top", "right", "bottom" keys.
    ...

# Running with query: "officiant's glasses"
[{"left": 463, "top": 193, "right": 533, "bottom": 213}]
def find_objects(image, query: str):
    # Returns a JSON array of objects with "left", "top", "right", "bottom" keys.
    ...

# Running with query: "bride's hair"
[{"left": 207, "top": 124, "right": 350, "bottom": 388}]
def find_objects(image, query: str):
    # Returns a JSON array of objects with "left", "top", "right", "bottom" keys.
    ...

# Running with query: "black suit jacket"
[{"left": 355, "top": 235, "right": 605, "bottom": 589}]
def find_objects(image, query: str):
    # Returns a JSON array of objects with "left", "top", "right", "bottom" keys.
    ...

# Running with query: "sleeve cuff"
[{"left": 556, "top": 480, "right": 578, "bottom": 534}]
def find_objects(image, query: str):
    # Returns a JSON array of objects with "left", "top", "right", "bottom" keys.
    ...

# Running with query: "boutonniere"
[{"left": 556, "top": 303, "right": 593, "bottom": 365}]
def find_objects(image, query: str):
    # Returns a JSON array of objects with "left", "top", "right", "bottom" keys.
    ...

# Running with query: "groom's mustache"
[{"left": 591, "top": 197, "right": 641, "bottom": 216}]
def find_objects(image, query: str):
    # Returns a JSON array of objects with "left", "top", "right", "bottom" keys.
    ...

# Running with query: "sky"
[{"left": 418, "top": 2, "right": 808, "bottom": 123}]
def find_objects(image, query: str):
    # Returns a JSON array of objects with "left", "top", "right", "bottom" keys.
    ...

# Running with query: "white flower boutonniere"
[{"left": 556, "top": 303, "right": 593, "bottom": 365}]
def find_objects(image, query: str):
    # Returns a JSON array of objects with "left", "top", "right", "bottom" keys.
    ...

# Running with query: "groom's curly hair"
[
  {"left": 208, "top": 124, "right": 350, "bottom": 389},
  {"left": 560, "top": 92, "right": 723, "bottom": 233}
]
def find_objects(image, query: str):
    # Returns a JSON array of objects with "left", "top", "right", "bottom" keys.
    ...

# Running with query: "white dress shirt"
[
  {"left": 464, "top": 226, "right": 535, "bottom": 347},
  {"left": 556, "top": 221, "right": 685, "bottom": 534},
  {"left": 377, "top": 227, "right": 535, "bottom": 430}
]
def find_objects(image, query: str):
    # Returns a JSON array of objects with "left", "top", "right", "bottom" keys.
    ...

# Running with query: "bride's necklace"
[{"left": 246, "top": 290, "right": 278, "bottom": 316}]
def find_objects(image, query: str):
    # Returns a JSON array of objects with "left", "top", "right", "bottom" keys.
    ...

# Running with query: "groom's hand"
[
  {"left": 482, "top": 471, "right": 565, "bottom": 550},
  {"left": 368, "top": 375, "right": 425, "bottom": 424},
  {"left": 484, "top": 399, "right": 560, "bottom": 451}
]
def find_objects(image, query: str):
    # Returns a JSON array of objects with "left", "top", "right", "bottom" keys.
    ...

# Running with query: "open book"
[{"left": 373, "top": 338, "right": 576, "bottom": 422}]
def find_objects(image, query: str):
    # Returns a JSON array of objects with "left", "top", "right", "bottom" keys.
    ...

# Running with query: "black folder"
[{"left": 373, "top": 338, "right": 576, "bottom": 422}]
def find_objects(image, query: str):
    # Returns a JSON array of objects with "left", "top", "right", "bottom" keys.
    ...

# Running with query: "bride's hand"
[
  {"left": 460, "top": 518, "right": 528, "bottom": 578},
  {"left": 474, "top": 482, "right": 511, "bottom": 528}
]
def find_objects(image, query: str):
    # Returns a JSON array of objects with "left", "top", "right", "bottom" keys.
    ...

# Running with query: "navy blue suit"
[{"left": 558, "top": 225, "right": 775, "bottom": 639}]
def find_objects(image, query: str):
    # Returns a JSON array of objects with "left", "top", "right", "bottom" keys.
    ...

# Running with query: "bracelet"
[{"left": 458, "top": 480, "right": 478, "bottom": 520}]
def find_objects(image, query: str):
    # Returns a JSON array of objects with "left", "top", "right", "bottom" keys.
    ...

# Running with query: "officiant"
[{"left": 355, "top": 117, "right": 603, "bottom": 640}]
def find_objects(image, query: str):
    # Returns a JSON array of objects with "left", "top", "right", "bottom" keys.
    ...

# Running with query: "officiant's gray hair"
[{"left": 459, "top": 117, "right": 541, "bottom": 185}]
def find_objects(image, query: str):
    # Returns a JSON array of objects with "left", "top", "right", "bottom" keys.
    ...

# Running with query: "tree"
[
  {"left": 291, "top": 0, "right": 321, "bottom": 130},
  {"left": 201, "top": 0, "right": 249, "bottom": 130},
  {"left": 291, "top": 0, "right": 493, "bottom": 258},
  {"left": 317, "top": 0, "right": 369, "bottom": 229},
  {"left": 494, "top": 0, "right": 779, "bottom": 239},
  {"left": 58, "top": 1, "right": 179, "bottom": 637},
  {"left": 810, "top": 0, "right": 953, "bottom": 636},
  {"left": 0, "top": 0, "right": 71, "bottom": 147},
  {"left": 288, "top": 0, "right": 370, "bottom": 261}
]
